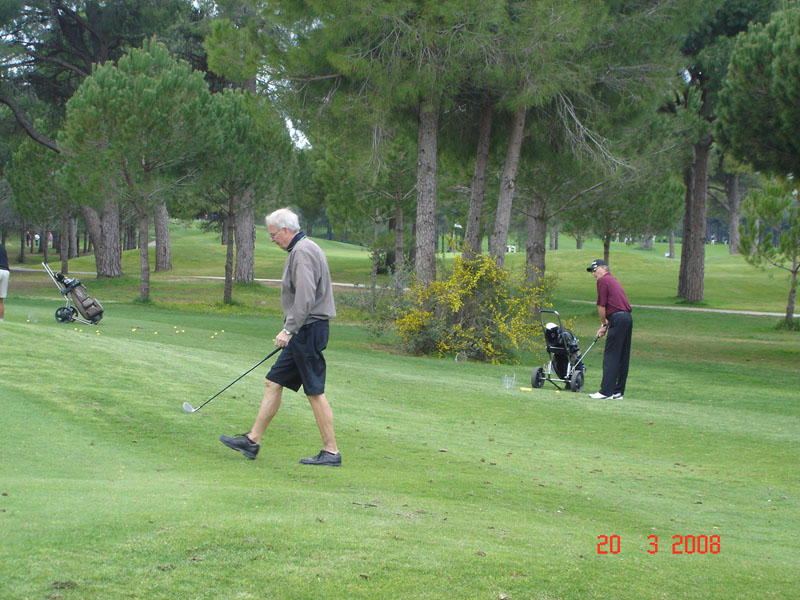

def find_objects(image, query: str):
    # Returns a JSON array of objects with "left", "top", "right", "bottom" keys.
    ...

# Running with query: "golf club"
[
  {"left": 183, "top": 346, "right": 283, "bottom": 413},
  {"left": 572, "top": 334, "right": 602, "bottom": 371}
]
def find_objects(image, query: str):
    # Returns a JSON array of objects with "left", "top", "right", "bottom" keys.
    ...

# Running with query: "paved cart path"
[{"left": 567, "top": 299, "right": 798, "bottom": 319}]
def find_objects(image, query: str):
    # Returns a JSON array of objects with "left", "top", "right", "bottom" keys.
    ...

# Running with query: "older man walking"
[{"left": 220, "top": 208, "right": 341, "bottom": 466}]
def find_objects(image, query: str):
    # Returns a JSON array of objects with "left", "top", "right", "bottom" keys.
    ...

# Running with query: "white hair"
[{"left": 266, "top": 208, "right": 300, "bottom": 232}]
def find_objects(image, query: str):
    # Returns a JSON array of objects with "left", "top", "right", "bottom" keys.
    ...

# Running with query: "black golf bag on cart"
[
  {"left": 43, "top": 262, "right": 104, "bottom": 325},
  {"left": 530, "top": 309, "right": 599, "bottom": 393}
]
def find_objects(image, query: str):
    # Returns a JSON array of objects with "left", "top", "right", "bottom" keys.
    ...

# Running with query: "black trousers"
[{"left": 600, "top": 311, "right": 632, "bottom": 396}]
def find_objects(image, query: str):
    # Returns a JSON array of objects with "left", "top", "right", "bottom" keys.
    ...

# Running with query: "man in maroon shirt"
[{"left": 586, "top": 259, "right": 632, "bottom": 399}]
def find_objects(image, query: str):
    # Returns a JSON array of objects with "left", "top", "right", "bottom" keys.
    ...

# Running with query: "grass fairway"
[{"left": 1, "top": 229, "right": 798, "bottom": 599}]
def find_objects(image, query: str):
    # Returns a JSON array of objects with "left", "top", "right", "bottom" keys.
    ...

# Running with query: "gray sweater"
[{"left": 281, "top": 237, "right": 336, "bottom": 333}]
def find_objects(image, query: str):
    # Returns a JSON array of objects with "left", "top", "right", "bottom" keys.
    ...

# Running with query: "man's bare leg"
[
  {"left": 307, "top": 393, "right": 338, "bottom": 454},
  {"left": 248, "top": 379, "right": 283, "bottom": 444}
]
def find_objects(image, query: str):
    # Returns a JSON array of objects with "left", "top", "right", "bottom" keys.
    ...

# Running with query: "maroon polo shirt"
[{"left": 596, "top": 273, "right": 631, "bottom": 316}]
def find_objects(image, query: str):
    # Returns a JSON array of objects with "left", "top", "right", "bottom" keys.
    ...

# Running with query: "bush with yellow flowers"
[{"left": 394, "top": 253, "right": 554, "bottom": 363}]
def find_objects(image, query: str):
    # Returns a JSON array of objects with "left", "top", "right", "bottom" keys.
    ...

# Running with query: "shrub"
[
  {"left": 335, "top": 268, "right": 414, "bottom": 337},
  {"left": 394, "top": 253, "right": 554, "bottom": 363}
]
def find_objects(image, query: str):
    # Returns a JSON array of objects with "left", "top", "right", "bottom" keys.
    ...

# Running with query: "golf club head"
[{"left": 182, "top": 402, "right": 196, "bottom": 413}]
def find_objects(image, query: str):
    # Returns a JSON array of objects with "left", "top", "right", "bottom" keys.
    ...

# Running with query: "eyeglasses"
[{"left": 269, "top": 228, "right": 283, "bottom": 240}]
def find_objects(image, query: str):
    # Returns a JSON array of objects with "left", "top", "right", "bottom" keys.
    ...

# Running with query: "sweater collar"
[{"left": 287, "top": 231, "right": 306, "bottom": 252}]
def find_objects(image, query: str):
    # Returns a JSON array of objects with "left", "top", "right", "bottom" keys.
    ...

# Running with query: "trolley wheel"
[
  {"left": 569, "top": 369, "right": 584, "bottom": 393},
  {"left": 531, "top": 367, "right": 545, "bottom": 389},
  {"left": 55, "top": 306, "right": 77, "bottom": 323}
]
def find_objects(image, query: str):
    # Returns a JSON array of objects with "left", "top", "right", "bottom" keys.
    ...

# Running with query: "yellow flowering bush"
[{"left": 394, "top": 253, "right": 554, "bottom": 363}]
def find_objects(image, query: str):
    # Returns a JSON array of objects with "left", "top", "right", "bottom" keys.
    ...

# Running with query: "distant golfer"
[
  {"left": 586, "top": 259, "right": 632, "bottom": 400},
  {"left": 0, "top": 243, "right": 10, "bottom": 322},
  {"left": 220, "top": 208, "right": 341, "bottom": 466}
]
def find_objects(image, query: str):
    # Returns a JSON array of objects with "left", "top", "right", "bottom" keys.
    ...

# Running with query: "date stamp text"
[{"left": 597, "top": 534, "right": 721, "bottom": 555}]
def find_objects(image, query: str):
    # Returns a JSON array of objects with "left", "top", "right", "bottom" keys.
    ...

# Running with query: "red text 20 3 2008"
[{"left": 597, "top": 534, "right": 721, "bottom": 555}]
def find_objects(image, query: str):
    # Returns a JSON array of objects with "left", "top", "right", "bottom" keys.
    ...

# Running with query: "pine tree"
[
  {"left": 268, "top": 0, "right": 503, "bottom": 285},
  {"left": 60, "top": 40, "right": 210, "bottom": 301},
  {"left": 194, "top": 88, "right": 293, "bottom": 303},
  {"left": 716, "top": 4, "right": 800, "bottom": 176},
  {"left": 739, "top": 179, "right": 800, "bottom": 327},
  {"left": 673, "top": 0, "right": 778, "bottom": 302}
]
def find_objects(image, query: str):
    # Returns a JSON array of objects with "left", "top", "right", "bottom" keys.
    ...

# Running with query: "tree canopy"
[
  {"left": 0, "top": 0, "right": 205, "bottom": 151},
  {"left": 739, "top": 178, "right": 800, "bottom": 327},
  {"left": 195, "top": 87, "right": 294, "bottom": 302},
  {"left": 716, "top": 4, "right": 800, "bottom": 176},
  {"left": 59, "top": 39, "right": 211, "bottom": 300},
  {"left": 1, "top": 0, "right": 793, "bottom": 333}
]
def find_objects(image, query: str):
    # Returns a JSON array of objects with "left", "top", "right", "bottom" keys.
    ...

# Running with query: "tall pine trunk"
[
  {"left": 725, "top": 173, "right": 741, "bottom": 255},
  {"left": 394, "top": 196, "right": 405, "bottom": 296},
  {"left": 18, "top": 224, "right": 26, "bottom": 264},
  {"left": 525, "top": 197, "right": 547, "bottom": 285},
  {"left": 137, "top": 208, "right": 150, "bottom": 301},
  {"left": 489, "top": 107, "right": 526, "bottom": 267},
  {"left": 549, "top": 227, "right": 559, "bottom": 250},
  {"left": 415, "top": 98, "right": 439, "bottom": 286},
  {"left": 223, "top": 206, "right": 235, "bottom": 304},
  {"left": 154, "top": 201, "right": 171, "bottom": 271},
  {"left": 785, "top": 259, "right": 798, "bottom": 326},
  {"left": 69, "top": 217, "right": 78, "bottom": 258},
  {"left": 42, "top": 229, "right": 49, "bottom": 262},
  {"left": 124, "top": 224, "right": 137, "bottom": 250},
  {"left": 234, "top": 196, "right": 255, "bottom": 283},
  {"left": 81, "top": 200, "right": 122, "bottom": 277},
  {"left": 463, "top": 99, "right": 494, "bottom": 259},
  {"left": 370, "top": 207, "right": 380, "bottom": 307},
  {"left": 60, "top": 211, "right": 70, "bottom": 273},
  {"left": 678, "top": 138, "right": 711, "bottom": 302}
]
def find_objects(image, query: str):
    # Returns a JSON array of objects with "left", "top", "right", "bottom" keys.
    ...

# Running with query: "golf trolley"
[
  {"left": 43, "top": 262, "right": 104, "bottom": 325},
  {"left": 530, "top": 309, "right": 599, "bottom": 393}
]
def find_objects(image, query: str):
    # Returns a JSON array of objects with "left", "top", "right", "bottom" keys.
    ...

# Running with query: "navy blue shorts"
[{"left": 266, "top": 320, "right": 329, "bottom": 395}]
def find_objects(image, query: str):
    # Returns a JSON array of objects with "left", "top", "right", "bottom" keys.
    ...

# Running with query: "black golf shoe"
[
  {"left": 219, "top": 433, "right": 260, "bottom": 459},
  {"left": 299, "top": 449, "right": 341, "bottom": 467}
]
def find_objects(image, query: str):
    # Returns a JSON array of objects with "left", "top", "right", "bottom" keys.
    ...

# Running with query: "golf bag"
[
  {"left": 43, "top": 262, "right": 104, "bottom": 325},
  {"left": 531, "top": 309, "right": 599, "bottom": 393},
  {"left": 543, "top": 321, "right": 581, "bottom": 380}
]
